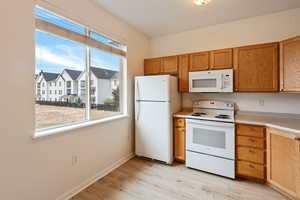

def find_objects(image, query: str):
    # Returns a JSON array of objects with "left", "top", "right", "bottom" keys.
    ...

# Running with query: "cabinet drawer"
[
  {"left": 237, "top": 124, "right": 265, "bottom": 138},
  {"left": 175, "top": 118, "right": 185, "bottom": 127},
  {"left": 237, "top": 136, "right": 265, "bottom": 149},
  {"left": 237, "top": 147, "right": 265, "bottom": 164},
  {"left": 237, "top": 161, "right": 265, "bottom": 180}
]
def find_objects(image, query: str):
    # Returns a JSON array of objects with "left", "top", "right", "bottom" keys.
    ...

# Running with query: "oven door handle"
[{"left": 187, "top": 119, "right": 235, "bottom": 128}]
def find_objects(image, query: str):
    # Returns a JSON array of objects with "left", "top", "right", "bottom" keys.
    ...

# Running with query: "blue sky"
[{"left": 35, "top": 7, "right": 122, "bottom": 74}]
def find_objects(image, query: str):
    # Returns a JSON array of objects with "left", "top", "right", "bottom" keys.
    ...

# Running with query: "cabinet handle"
[
  {"left": 249, "top": 149, "right": 255, "bottom": 153},
  {"left": 249, "top": 164, "right": 255, "bottom": 169},
  {"left": 294, "top": 137, "right": 300, "bottom": 141},
  {"left": 249, "top": 138, "right": 255, "bottom": 142}
]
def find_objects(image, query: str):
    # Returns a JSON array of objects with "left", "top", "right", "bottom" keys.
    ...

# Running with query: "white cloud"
[{"left": 35, "top": 45, "right": 85, "bottom": 70}]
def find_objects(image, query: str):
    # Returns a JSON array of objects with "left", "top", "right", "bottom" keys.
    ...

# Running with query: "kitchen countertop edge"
[{"left": 174, "top": 111, "right": 300, "bottom": 135}]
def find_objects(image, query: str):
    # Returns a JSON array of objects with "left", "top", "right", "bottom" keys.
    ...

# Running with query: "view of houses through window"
[{"left": 35, "top": 7, "right": 126, "bottom": 130}]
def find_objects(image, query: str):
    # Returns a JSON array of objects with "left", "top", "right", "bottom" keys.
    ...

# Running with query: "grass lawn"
[{"left": 35, "top": 104, "right": 119, "bottom": 129}]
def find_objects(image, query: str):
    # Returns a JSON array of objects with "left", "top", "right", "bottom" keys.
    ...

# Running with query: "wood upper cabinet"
[
  {"left": 267, "top": 128, "right": 300, "bottom": 199},
  {"left": 178, "top": 55, "right": 189, "bottom": 92},
  {"left": 234, "top": 43, "right": 279, "bottom": 92},
  {"left": 144, "top": 58, "right": 161, "bottom": 75},
  {"left": 189, "top": 51, "right": 210, "bottom": 71},
  {"left": 280, "top": 35, "right": 300, "bottom": 92},
  {"left": 210, "top": 48, "right": 233, "bottom": 70},
  {"left": 161, "top": 56, "right": 178, "bottom": 74}
]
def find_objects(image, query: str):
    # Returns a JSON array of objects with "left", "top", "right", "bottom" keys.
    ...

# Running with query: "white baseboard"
[{"left": 56, "top": 153, "right": 135, "bottom": 200}]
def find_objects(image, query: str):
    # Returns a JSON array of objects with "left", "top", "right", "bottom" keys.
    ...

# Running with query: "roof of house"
[
  {"left": 64, "top": 69, "right": 82, "bottom": 80},
  {"left": 43, "top": 72, "right": 60, "bottom": 82},
  {"left": 90, "top": 67, "right": 117, "bottom": 79}
]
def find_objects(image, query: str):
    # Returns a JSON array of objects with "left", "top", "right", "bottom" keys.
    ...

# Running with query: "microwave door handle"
[{"left": 220, "top": 74, "right": 224, "bottom": 89}]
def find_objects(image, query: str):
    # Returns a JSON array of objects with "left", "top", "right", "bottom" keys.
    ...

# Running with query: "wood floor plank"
[{"left": 72, "top": 157, "right": 287, "bottom": 200}]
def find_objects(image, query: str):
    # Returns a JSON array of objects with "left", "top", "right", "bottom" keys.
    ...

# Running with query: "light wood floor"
[{"left": 71, "top": 157, "right": 287, "bottom": 200}]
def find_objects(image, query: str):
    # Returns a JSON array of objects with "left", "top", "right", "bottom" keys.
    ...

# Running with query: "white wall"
[
  {"left": 183, "top": 93, "right": 300, "bottom": 114},
  {"left": 150, "top": 8, "right": 300, "bottom": 57},
  {"left": 150, "top": 8, "right": 300, "bottom": 114},
  {"left": 0, "top": 1, "right": 149, "bottom": 200}
]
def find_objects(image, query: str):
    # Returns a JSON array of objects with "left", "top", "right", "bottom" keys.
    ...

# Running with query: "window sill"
[{"left": 32, "top": 114, "right": 129, "bottom": 139}]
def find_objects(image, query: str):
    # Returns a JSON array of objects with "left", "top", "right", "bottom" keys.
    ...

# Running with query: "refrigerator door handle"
[
  {"left": 136, "top": 101, "right": 140, "bottom": 121},
  {"left": 136, "top": 80, "right": 140, "bottom": 121}
]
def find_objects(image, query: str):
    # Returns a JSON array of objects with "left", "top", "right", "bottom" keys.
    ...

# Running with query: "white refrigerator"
[{"left": 135, "top": 75, "right": 181, "bottom": 164}]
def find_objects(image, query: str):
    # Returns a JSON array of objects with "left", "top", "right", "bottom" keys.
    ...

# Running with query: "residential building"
[
  {"left": 35, "top": 71, "right": 60, "bottom": 101},
  {"left": 35, "top": 67, "right": 118, "bottom": 104},
  {"left": 61, "top": 69, "right": 81, "bottom": 96},
  {"left": 77, "top": 67, "right": 118, "bottom": 104}
]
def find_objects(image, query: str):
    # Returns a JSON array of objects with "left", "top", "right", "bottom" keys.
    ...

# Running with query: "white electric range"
[{"left": 185, "top": 100, "right": 235, "bottom": 179}]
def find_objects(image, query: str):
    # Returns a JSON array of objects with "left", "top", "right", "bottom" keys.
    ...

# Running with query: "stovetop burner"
[
  {"left": 215, "top": 114, "right": 231, "bottom": 119},
  {"left": 191, "top": 112, "right": 207, "bottom": 117}
]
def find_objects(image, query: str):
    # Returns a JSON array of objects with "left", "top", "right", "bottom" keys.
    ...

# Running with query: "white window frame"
[{"left": 34, "top": 7, "right": 128, "bottom": 139}]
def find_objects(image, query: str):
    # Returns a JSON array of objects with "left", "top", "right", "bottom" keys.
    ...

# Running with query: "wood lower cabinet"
[
  {"left": 210, "top": 48, "right": 233, "bottom": 70},
  {"left": 174, "top": 118, "right": 185, "bottom": 162},
  {"left": 189, "top": 51, "right": 210, "bottom": 71},
  {"left": 234, "top": 42, "right": 279, "bottom": 92},
  {"left": 267, "top": 128, "right": 300, "bottom": 199},
  {"left": 144, "top": 58, "right": 162, "bottom": 75},
  {"left": 161, "top": 56, "right": 178, "bottom": 74},
  {"left": 280, "top": 35, "right": 300, "bottom": 92},
  {"left": 236, "top": 124, "right": 266, "bottom": 181},
  {"left": 178, "top": 55, "right": 189, "bottom": 92}
]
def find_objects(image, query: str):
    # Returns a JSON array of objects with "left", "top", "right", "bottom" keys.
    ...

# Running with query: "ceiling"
[{"left": 94, "top": 0, "right": 300, "bottom": 37}]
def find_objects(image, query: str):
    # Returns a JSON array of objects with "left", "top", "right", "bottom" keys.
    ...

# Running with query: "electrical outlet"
[
  {"left": 259, "top": 99, "right": 265, "bottom": 106},
  {"left": 72, "top": 155, "right": 78, "bottom": 166}
]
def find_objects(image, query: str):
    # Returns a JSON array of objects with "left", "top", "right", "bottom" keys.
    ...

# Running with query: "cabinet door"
[
  {"left": 161, "top": 56, "right": 178, "bottom": 74},
  {"left": 267, "top": 128, "right": 300, "bottom": 199},
  {"left": 189, "top": 51, "right": 210, "bottom": 71},
  {"left": 234, "top": 43, "right": 279, "bottom": 92},
  {"left": 175, "top": 127, "right": 185, "bottom": 162},
  {"left": 280, "top": 36, "right": 300, "bottom": 92},
  {"left": 210, "top": 48, "right": 233, "bottom": 70},
  {"left": 144, "top": 58, "right": 161, "bottom": 75},
  {"left": 178, "top": 55, "right": 189, "bottom": 92}
]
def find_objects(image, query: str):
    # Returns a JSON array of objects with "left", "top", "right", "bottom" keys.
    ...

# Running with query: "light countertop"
[{"left": 174, "top": 110, "right": 300, "bottom": 135}]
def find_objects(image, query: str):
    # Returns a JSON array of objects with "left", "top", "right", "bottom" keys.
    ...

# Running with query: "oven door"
[
  {"left": 189, "top": 71, "right": 222, "bottom": 92},
  {"left": 186, "top": 119, "right": 235, "bottom": 159}
]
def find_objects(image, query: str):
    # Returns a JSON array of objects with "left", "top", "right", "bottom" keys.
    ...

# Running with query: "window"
[
  {"left": 35, "top": 7, "right": 126, "bottom": 133},
  {"left": 80, "top": 80, "right": 85, "bottom": 88},
  {"left": 91, "top": 87, "right": 95, "bottom": 95},
  {"left": 67, "top": 81, "right": 71, "bottom": 88},
  {"left": 81, "top": 89, "right": 86, "bottom": 96},
  {"left": 90, "top": 48, "right": 123, "bottom": 120}
]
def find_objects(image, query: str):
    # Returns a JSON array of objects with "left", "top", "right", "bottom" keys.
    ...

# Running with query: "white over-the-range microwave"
[{"left": 189, "top": 69, "right": 233, "bottom": 93}]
